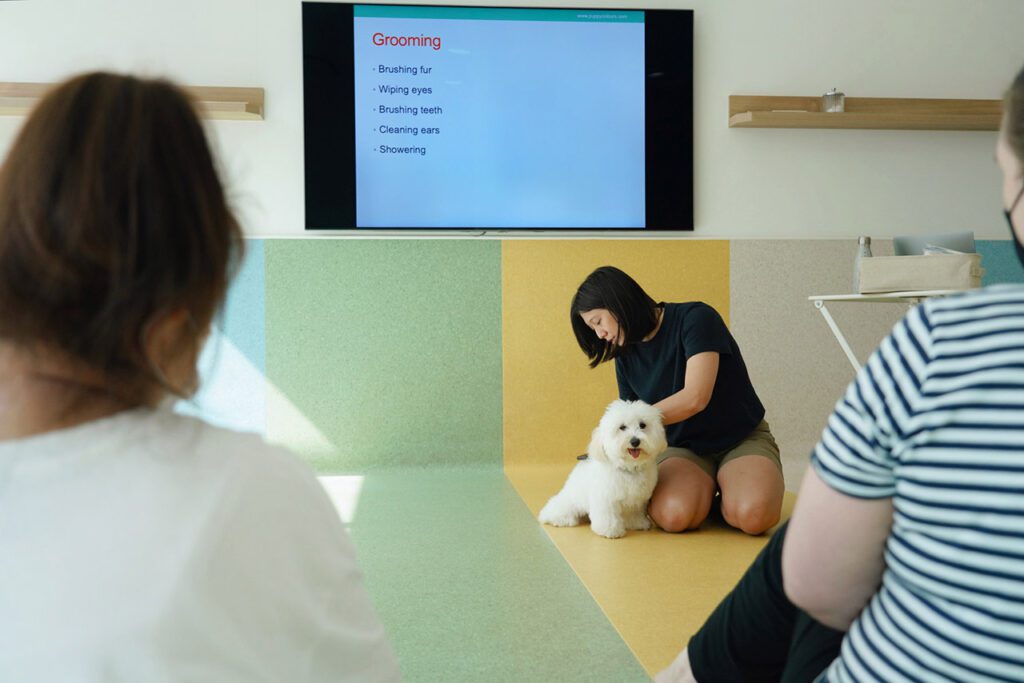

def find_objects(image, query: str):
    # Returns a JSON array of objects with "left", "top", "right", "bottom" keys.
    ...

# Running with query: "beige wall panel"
[{"left": 730, "top": 240, "right": 908, "bottom": 490}]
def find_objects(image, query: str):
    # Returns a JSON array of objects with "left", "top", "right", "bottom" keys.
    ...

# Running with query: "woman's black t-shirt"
[{"left": 614, "top": 302, "right": 765, "bottom": 455}]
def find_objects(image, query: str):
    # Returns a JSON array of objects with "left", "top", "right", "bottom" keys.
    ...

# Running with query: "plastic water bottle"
[{"left": 852, "top": 236, "right": 872, "bottom": 293}]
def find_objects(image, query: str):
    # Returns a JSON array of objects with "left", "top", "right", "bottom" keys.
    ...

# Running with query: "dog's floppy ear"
[{"left": 586, "top": 426, "right": 608, "bottom": 463}]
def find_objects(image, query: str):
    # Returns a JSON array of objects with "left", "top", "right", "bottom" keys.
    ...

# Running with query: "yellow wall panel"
[{"left": 502, "top": 240, "right": 730, "bottom": 468}]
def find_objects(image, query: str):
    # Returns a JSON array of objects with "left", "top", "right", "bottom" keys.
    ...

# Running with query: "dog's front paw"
[
  {"left": 626, "top": 514, "right": 652, "bottom": 531},
  {"left": 590, "top": 520, "right": 626, "bottom": 539}
]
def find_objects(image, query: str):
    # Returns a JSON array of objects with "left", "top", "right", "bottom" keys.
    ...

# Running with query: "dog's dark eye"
[
  {"left": 619, "top": 424, "right": 626, "bottom": 431},
  {"left": 639, "top": 422, "right": 646, "bottom": 429}
]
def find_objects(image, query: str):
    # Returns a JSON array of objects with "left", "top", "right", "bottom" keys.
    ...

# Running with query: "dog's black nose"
[{"left": 630, "top": 437, "right": 640, "bottom": 447}]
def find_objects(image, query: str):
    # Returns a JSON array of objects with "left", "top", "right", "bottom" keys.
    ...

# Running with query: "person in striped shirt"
[{"left": 656, "top": 63, "right": 1024, "bottom": 682}]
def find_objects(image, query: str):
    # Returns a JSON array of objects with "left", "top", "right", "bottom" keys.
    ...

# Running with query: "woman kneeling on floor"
[{"left": 571, "top": 266, "right": 784, "bottom": 536}]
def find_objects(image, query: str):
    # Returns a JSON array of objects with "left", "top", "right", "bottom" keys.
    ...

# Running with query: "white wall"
[{"left": 1, "top": 0, "right": 1021, "bottom": 238}]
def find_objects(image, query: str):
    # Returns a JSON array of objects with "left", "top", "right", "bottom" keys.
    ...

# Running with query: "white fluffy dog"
[{"left": 539, "top": 399, "right": 667, "bottom": 539}]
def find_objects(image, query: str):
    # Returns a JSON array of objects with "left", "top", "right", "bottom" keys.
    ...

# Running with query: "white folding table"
[{"left": 807, "top": 290, "right": 960, "bottom": 373}]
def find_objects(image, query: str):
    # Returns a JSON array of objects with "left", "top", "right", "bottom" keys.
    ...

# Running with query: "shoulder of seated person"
[{"left": 152, "top": 410, "right": 317, "bottom": 487}]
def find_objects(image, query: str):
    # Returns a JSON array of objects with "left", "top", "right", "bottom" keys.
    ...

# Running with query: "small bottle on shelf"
[{"left": 853, "top": 236, "right": 872, "bottom": 293}]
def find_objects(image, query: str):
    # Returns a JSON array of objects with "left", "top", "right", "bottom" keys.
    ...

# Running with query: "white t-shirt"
[{"left": 0, "top": 407, "right": 400, "bottom": 682}]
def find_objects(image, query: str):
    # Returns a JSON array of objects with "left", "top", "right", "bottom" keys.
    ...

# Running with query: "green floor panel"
[{"left": 345, "top": 467, "right": 648, "bottom": 682}]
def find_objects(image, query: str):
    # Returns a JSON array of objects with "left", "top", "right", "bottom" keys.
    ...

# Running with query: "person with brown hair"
[
  {"left": 0, "top": 73, "right": 399, "bottom": 681},
  {"left": 656, "top": 63, "right": 1024, "bottom": 682}
]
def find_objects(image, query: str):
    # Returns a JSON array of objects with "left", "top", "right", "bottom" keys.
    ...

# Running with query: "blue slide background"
[{"left": 353, "top": 12, "right": 645, "bottom": 228}]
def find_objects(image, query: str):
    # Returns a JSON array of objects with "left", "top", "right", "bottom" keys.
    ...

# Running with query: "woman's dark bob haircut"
[
  {"left": 0, "top": 72, "right": 244, "bottom": 403},
  {"left": 570, "top": 266, "right": 659, "bottom": 368}
]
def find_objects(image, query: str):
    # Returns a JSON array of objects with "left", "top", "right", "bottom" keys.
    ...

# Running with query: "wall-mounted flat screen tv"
[{"left": 302, "top": 3, "right": 693, "bottom": 230}]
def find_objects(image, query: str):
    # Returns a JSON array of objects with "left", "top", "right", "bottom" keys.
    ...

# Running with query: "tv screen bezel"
[{"left": 302, "top": 2, "right": 694, "bottom": 231}]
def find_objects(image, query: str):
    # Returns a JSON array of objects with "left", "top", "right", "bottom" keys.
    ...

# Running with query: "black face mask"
[{"left": 1007, "top": 184, "right": 1024, "bottom": 268}]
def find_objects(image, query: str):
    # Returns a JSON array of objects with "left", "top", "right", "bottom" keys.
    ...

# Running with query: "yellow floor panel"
[{"left": 506, "top": 464, "right": 795, "bottom": 677}]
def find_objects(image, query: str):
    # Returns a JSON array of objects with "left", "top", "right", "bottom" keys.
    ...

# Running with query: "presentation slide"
[{"left": 352, "top": 6, "right": 646, "bottom": 229}]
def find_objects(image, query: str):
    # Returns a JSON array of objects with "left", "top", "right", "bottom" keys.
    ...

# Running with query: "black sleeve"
[
  {"left": 615, "top": 359, "right": 639, "bottom": 401},
  {"left": 681, "top": 304, "right": 733, "bottom": 358}
]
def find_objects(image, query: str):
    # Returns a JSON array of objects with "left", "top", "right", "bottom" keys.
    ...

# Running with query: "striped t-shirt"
[{"left": 812, "top": 284, "right": 1024, "bottom": 682}]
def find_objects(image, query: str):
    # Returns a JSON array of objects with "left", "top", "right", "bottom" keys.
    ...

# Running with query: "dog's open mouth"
[{"left": 628, "top": 447, "right": 642, "bottom": 459}]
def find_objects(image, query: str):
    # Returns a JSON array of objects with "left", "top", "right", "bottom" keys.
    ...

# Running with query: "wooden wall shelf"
[
  {"left": 0, "top": 82, "right": 264, "bottom": 120},
  {"left": 729, "top": 95, "right": 1001, "bottom": 131}
]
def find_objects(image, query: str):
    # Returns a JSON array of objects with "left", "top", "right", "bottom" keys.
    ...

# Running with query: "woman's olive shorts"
[{"left": 656, "top": 419, "right": 782, "bottom": 479}]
